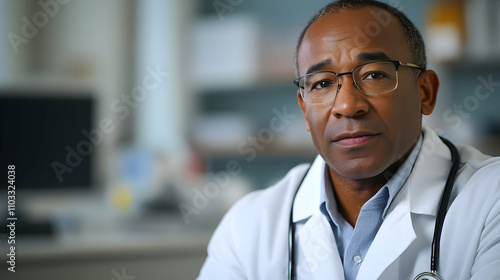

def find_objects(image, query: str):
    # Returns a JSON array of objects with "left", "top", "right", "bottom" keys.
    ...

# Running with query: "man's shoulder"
[
  {"left": 457, "top": 143, "right": 500, "bottom": 174},
  {"left": 232, "top": 163, "right": 310, "bottom": 214},
  {"left": 220, "top": 162, "right": 311, "bottom": 229},
  {"left": 455, "top": 143, "right": 500, "bottom": 197},
  {"left": 202, "top": 162, "right": 312, "bottom": 277}
]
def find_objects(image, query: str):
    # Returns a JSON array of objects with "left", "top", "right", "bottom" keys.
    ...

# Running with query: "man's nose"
[{"left": 330, "top": 76, "right": 370, "bottom": 118}]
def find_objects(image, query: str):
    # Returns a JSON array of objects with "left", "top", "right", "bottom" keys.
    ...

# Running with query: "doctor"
[{"left": 198, "top": 1, "right": 500, "bottom": 279}]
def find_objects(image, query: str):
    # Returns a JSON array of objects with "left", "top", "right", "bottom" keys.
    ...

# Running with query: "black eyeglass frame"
[{"left": 293, "top": 60, "right": 425, "bottom": 104}]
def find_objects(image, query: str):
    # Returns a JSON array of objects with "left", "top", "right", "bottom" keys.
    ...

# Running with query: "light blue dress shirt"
[{"left": 319, "top": 135, "right": 423, "bottom": 280}]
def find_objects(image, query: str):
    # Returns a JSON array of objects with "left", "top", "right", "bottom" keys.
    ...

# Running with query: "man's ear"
[
  {"left": 297, "top": 91, "right": 311, "bottom": 131},
  {"left": 418, "top": 70, "right": 439, "bottom": 115}
]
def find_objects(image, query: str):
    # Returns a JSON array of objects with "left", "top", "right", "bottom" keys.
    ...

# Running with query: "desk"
[{"left": 0, "top": 216, "right": 211, "bottom": 280}]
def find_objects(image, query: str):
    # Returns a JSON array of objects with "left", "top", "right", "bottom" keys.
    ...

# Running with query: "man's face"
[{"left": 297, "top": 7, "right": 434, "bottom": 179}]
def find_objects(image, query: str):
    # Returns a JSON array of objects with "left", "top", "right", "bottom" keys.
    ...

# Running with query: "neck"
[
  {"left": 329, "top": 167, "right": 394, "bottom": 227},
  {"left": 328, "top": 145, "right": 415, "bottom": 227}
]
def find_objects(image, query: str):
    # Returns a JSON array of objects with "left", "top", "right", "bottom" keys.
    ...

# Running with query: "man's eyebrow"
[
  {"left": 304, "top": 53, "right": 390, "bottom": 75},
  {"left": 357, "top": 52, "right": 391, "bottom": 62},
  {"left": 306, "top": 59, "right": 332, "bottom": 75}
]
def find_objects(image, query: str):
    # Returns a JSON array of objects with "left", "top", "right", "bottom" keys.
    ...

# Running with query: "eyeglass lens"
[{"left": 300, "top": 61, "right": 398, "bottom": 104}]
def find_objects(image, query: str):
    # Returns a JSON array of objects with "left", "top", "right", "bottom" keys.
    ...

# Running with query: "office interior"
[{"left": 0, "top": 0, "right": 499, "bottom": 279}]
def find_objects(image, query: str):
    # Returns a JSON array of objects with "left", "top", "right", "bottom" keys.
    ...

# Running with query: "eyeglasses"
[{"left": 294, "top": 60, "right": 424, "bottom": 104}]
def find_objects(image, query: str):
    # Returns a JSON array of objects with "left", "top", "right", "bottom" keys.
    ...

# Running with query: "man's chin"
[{"left": 329, "top": 160, "right": 390, "bottom": 181}]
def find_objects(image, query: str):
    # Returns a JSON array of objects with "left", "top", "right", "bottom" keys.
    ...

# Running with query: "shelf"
[
  {"left": 194, "top": 140, "right": 317, "bottom": 158},
  {"left": 432, "top": 55, "right": 500, "bottom": 69}
]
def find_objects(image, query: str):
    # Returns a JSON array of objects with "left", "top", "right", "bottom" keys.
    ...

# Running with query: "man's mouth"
[{"left": 332, "top": 131, "right": 380, "bottom": 147}]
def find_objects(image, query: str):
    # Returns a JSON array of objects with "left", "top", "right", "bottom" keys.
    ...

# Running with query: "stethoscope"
[{"left": 287, "top": 137, "right": 460, "bottom": 280}]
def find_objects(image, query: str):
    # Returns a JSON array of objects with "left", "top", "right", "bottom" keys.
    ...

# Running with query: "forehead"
[{"left": 297, "top": 6, "right": 411, "bottom": 75}]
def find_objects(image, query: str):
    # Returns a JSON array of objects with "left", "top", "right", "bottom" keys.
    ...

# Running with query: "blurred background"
[{"left": 0, "top": 0, "right": 499, "bottom": 279}]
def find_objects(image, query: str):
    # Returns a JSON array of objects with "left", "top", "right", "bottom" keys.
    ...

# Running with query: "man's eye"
[
  {"left": 364, "top": 72, "right": 387, "bottom": 80},
  {"left": 312, "top": 80, "right": 332, "bottom": 90}
]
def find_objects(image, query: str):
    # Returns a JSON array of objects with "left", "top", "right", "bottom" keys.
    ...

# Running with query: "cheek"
[
  {"left": 396, "top": 89, "right": 421, "bottom": 126},
  {"left": 378, "top": 88, "right": 420, "bottom": 124},
  {"left": 378, "top": 89, "right": 422, "bottom": 149},
  {"left": 307, "top": 102, "right": 330, "bottom": 122},
  {"left": 306, "top": 106, "right": 332, "bottom": 143}
]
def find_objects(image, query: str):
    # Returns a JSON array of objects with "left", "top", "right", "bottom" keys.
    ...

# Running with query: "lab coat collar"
[
  {"left": 405, "top": 126, "right": 452, "bottom": 216},
  {"left": 292, "top": 155, "right": 324, "bottom": 222}
]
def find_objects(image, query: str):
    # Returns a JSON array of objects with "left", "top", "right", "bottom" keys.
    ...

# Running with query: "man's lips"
[{"left": 332, "top": 132, "right": 380, "bottom": 147}]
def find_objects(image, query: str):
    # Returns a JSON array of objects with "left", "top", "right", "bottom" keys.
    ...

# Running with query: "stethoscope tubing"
[
  {"left": 287, "top": 137, "right": 460, "bottom": 280},
  {"left": 430, "top": 137, "right": 460, "bottom": 274}
]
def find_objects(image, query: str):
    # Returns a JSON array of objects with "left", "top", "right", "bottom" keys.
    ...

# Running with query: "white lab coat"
[{"left": 198, "top": 126, "right": 500, "bottom": 279}]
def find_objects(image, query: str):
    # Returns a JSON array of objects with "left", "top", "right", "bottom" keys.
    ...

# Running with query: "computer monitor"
[
  {"left": 0, "top": 89, "right": 95, "bottom": 191},
  {"left": 0, "top": 87, "right": 102, "bottom": 235}
]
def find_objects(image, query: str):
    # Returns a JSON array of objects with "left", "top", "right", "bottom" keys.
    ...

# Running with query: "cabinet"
[
  {"left": 191, "top": 82, "right": 316, "bottom": 189},
  {"left": 424, "top": 0, "right": 500, "bottom": 156}
]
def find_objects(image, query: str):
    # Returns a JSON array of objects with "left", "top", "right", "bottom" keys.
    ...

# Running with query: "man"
[{"left": 198, "top": 1, "right": 500, "bottom": 279}]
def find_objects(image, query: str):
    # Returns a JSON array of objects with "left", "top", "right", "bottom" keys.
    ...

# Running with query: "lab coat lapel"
[
  {"left": 299, "top": 212, "right": 345, "bottom": 280},
  {"left": 356, "top": 185, "right": 416, "bottom": 279},
  {"left": 292, "top": 156, "right": 323, "bottom": 222},
  {"left": 407, "top": 127, "right": 451, "bottom": 216},
  {"left": 293, "top": 156, "right": 345, "bottom": 279}
]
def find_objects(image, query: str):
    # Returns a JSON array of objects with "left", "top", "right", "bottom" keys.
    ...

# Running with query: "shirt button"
[{"left": 353, "top": 255, "right": 362, "bottom": 264}]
